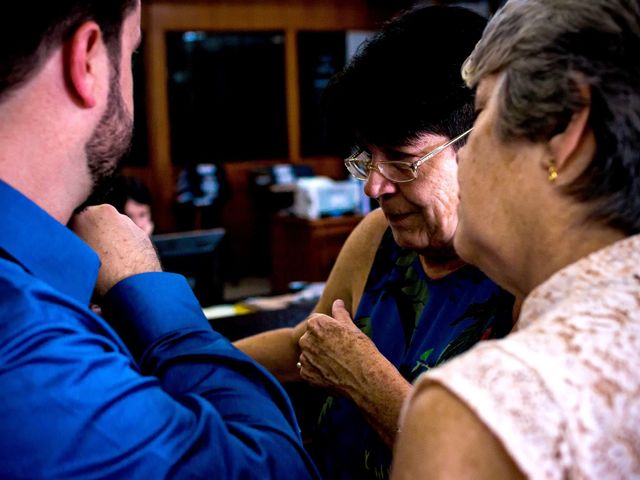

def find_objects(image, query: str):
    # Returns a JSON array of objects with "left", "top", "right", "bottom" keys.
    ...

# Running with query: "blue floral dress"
[{"left": 310, "top": 229, "right": 514, "bottom": 480}]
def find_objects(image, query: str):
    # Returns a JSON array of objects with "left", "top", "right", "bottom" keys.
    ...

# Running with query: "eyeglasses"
[{"left": 344, "top": 127, "right": 473, "bottom": 183}]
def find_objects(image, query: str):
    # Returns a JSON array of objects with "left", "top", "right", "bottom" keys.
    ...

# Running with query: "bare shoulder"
[
  {"left": 392, "top": 383, "right": 525, "bottom": 480},
  {"left": 337, "top": 209, "right": 388, "bottom": 271},
  {"left": 345, "top": 208, "right": 388, "bottom": 252},
  {"left": 314, "top": 209, "right": 388, "bottom": 316}
]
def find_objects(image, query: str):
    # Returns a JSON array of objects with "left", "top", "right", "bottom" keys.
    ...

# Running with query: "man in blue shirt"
[{"left": 0, "top": 1, "right": 318, "bottom": 478}]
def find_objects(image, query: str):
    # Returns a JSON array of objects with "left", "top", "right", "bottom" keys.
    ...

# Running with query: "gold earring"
[{"left": 548, "top": 163, "right": 558, "bottom": 183}]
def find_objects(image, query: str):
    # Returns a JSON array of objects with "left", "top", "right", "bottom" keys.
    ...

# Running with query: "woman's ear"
[
  {"left": 65, "top": 22, "right": 105, "bottom": 108},
  {"left": 546, "top": 85, "right": 594, "bottom": 180}
]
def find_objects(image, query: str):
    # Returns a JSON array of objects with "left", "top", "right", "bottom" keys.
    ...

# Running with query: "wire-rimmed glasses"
[{"left": 344, "top": 128, "right": 473, "bottom": 183}]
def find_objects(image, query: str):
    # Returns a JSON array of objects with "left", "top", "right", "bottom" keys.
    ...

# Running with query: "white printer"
[{"left": 292, "top": 177, "right": 364, "bottom": 220}]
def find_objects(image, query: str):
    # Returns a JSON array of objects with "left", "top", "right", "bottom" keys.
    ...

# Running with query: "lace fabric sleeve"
[
  {"left": 407, "top": 337, "right": 569, "bottom": 480},
  {"left": 403, "top": 302, "right": 640, "bottom": 478}
]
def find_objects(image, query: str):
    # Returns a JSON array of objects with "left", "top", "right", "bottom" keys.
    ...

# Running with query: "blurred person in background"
[{"left": 104, "top": 175, "right": 155, "bottom": 236}]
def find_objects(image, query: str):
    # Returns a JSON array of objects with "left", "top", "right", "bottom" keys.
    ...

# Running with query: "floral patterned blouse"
[
  {"left": 409, "top": 234, "right": 640, "bottom": 478},
  {"left": 311, "top": 229, "right": 514, "bottom": 480}
]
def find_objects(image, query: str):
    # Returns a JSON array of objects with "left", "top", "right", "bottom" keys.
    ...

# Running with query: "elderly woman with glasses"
[
  {"left": 392, "top": 0, "right": 640, "bottom": 478},
  {"left": 235, "top": 5, "right": 515, "bottom": 479}
]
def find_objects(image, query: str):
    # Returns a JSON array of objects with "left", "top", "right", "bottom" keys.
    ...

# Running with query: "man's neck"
[{"left": 0, "top": 51, "right": 93, "bottom": 224}]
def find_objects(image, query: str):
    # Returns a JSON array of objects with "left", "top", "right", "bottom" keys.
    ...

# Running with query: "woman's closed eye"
[{"left": 383, "top": 150, "right": 416, "bottom": 162}]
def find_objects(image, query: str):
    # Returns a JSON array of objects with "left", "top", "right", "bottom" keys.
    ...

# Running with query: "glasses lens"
[
  {"left": 378, "top": 162, "right": 416, "bottom": 183},
  {"left": 345, "top": 160, "right": 369, "bottom": 180},
  {"left": 345, "top": 151, "right": 371, "bottom": 180}
]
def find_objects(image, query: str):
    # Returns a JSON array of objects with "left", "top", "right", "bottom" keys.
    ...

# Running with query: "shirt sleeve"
[
  {"left": 0, "top": 272, "right": 318, "bottom": 479},
  {"left": 101, "top": 272, "right": 319, "bottom": 479}
]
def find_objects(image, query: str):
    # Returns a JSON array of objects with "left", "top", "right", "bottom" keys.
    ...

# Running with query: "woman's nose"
[{"left": 364, "top": 169, "right": 397, "bottom": 199}]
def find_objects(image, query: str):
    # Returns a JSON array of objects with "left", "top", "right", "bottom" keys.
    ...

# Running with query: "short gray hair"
[{"left": 463, "top": 0, "right": 640, "bottom": 234}]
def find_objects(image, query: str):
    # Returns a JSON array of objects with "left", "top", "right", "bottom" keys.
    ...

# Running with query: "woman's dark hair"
[
  {"left": 1, "top": 0, "right": 137, "bottom": 103},
  {"left": 324, "top": 5, "right": 487, "bottom": 150}
]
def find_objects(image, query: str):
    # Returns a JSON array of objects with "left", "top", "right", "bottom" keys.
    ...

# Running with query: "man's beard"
[{"left": 76, "top": 72, "right": 134, "bottom": 211}]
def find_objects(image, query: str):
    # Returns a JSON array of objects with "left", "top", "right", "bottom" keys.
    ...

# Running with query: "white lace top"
[{"left": 404, "top": 234, "right": 640, "bottom": 479}]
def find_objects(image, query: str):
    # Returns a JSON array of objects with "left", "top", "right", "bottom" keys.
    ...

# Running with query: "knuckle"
[{"left": 308, "top": 313, "right": 330, "bottom": 330}]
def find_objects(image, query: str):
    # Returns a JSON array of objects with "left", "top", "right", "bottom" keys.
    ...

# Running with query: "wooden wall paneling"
[
  {"left": 304, "top": 156, "right": 348, "bottom": 180},
  {"left": 285, "top": 28, "right": 301, "bottom": 163},
  {"left": 143, "top": 8, "right": 175, "bottom": 232},
  {"left": 148, "top": 2, "right": 384, "bottom": 31}
]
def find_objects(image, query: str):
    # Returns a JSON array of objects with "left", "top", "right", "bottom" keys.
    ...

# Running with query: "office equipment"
[
  {"left": 292, "top": 177, "right": 361, "bottom": 220},
  {"left": 152, "top": 228, "right": 226, "bottom": 307}
]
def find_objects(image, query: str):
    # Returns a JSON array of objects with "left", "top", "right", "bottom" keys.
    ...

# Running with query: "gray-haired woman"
[{"left": 392, "top": 0, "right": 640, "bottom": 478}]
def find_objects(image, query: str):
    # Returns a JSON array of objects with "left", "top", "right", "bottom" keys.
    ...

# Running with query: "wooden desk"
[{"left": 270, "top": 214, "right": 364, "bottom": 293}]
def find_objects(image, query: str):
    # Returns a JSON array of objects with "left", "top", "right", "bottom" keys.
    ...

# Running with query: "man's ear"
[
  {"left": 547, "top": 85, "right": 594, "bottom": 179},
  {"left": 66, "top": 22, "right": 105, "bottom": 108}
]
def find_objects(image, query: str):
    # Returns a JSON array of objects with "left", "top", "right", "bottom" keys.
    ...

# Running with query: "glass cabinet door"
[{"left": 166, "top": 31, "right": 288, "bottom": 166}]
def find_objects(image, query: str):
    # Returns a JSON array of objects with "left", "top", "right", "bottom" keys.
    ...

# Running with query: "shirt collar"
[{"left": 0, "top": 180, "right": 100, "bottom": 305}]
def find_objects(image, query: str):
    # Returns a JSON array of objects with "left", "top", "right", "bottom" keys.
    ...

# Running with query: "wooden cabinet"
[{"left": 270, "top": 214, "right": 363, "bottom": 293}]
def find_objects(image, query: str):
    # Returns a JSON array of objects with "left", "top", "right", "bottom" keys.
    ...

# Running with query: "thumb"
[{"left": 331, "top": 299, "right": 352, "bottom": 323}]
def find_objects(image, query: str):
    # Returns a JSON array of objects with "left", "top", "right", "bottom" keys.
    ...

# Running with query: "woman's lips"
[{"left": 386, "top": 211, "right": 414, "bottom": 225}]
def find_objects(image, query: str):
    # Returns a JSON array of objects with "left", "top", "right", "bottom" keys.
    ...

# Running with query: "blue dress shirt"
[{"left": 0, "top": 180, "right": 319, "bottom": 479}]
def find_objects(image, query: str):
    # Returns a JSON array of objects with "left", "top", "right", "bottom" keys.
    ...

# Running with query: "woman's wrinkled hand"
[{"left": 297, "top": 299, "right": 379, "bottom": 398}]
